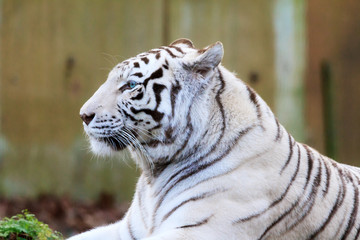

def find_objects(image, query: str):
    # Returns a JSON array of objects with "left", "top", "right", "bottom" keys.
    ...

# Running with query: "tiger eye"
[{"left": 129, "top": 80, "right": 137, "bottom": 89}]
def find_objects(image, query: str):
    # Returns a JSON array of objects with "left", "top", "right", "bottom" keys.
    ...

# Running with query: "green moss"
[{"left": 0, "top": 210, "right": 63, "bottom": 240}]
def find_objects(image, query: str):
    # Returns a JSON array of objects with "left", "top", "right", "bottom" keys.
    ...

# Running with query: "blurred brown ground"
[{"left": 0, "top": 193, "right": 129, "bottom": 238}]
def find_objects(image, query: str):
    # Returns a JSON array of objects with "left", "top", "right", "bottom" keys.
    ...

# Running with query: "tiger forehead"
[
  {"left": 112, "top": 45, "right": 196, "bottom": 80},
  {"left": 129, "top": 45, "right": 194, "bottom": 65},
  {"left": 112, "top": 63, "right": 132, "bottom": 80}
]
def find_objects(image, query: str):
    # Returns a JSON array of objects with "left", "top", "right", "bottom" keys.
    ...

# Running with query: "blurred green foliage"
[{"left": 0, "top": 210, "right": 63, "bottom": 240}]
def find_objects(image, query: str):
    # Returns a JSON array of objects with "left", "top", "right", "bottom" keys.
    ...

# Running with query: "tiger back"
[{"left": 71, "top": 39, "right": 360, "bottom": 240}]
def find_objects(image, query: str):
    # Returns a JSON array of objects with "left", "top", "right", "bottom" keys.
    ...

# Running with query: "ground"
[{"left": 0, "top": 193, "right": 129, "bottom": 238}]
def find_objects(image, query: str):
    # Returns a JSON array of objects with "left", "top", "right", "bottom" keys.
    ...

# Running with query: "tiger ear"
[
  {"left": 170, "top": 38, "right": 195, "bottom": 48},
  {"left": 191, "top": 41, "right": 224, "bottom": 76}
]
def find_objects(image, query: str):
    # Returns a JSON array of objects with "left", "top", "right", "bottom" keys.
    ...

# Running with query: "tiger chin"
[{"left": 70, "top": 39, "right": 360, "bottom": 240}]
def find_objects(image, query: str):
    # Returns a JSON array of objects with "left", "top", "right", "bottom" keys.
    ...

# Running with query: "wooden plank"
[
  {"left": 168, "top": 0, "right": 276, "bottom": 108},
  {"left": 0, "top": 0, "right": 4, "bottom": 190},
  {"left": 306, "top": 0, "right": 360, "bottom": 165},
  {"left": 273, "top": 0, "right": 306, "bottom": 142},
  {"left": 0, "top": 0, "right": 162, "bottom": 201},
  {"left": 320, "top": 61, "right": 337, "bottom": 159}
]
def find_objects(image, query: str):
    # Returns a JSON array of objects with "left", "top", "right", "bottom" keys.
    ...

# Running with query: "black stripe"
[
  {"left": 161, "top": 189, "right": 224, "bottom": 223},
  {"left": 141, "top": 57, "right": 149, "bottom": 64},
  {"left": 120, "top": 108, "right": 137, "bottom": 122},
  {"left": 170, "top": 39, "right": 194, "bottom": 48},
  {"left": 165, "top": 127, "right": 174, "bottom": 141},
  {"left": 119, "top": 83, "right": 132, "bottom": 93},
  {"left": 146, "top": 126, "right": 176, "bottom": 148},
  {"left": 322, "top": 157, "right": 331, "bottom": 197},
  {"left": 130, "top": 107, "right": 164, "bottom": 122},
  {"left": 143, "top": 68, "right": 163, "bottom": 88},
  {"left": 148, "top": 50, "right": 160, "bottom": 54},
  {"left": 131, "top": 92, "right": 143, "bottom": 100},
  {"left": 151, "top": 159, "right": 172, "bottom": 178},
  {"left": 247, "top": 85, "right": 257, "bottom": 104},
  {"left": 178, "top": 215, "right": 213, "bottom": 229},
  {"left": 153, "top": 83, "right": 166, "bottom": 107},
  {"left": 280, "top": 133, "right": 294, "bottom": 174},
  {"left": 170, "top": 81, "right": 181, "bottom": 117},
  {"left": 339, "top": 178, "right": 359, "bottom": 240},
  {"left": 354, "top": 219, "right": 360, "bottom": 239},
  {"left": 304, "top": 145, "right": 314, "bottom": 189},
  {"left": 307, "top": 167, "right": 347, "bottom": 239},
  {"left": 275, "top": 117, "right": 282, "bottom": 141},
  {"left": 246, "top": 85, "right": 262, "bottom": 119},
  {"left": 286, "top": 154, "right": 322, "bottom": 231},
  {"left": 159, "top": 47, "right": 177, "bottom": 58},
  {"left": 149, "top": 124, "right": 162, "bottom": 132},
  {"left": 169, "top": 45, "right": 185, "bottom": 54},
  {"left": 131, "top": 72, "right": 143, "bottom": 78},
  {"left": 275, "top": 145, "right": 300, "bottom": 202},
  {"left": 216, "top": 69, "right": 226, "bottom": 124},
  {"left": 145, "top": 139, "right": 161, "bottom": 148},
  {"left": 353, "top": 175, "right": 360, "bottom": 239},
  {"left": 165, "top": 48, "right": 177, "bottom": 58},
  {"left": 170, "top": 110, "right": 194, "bottom": 160}
]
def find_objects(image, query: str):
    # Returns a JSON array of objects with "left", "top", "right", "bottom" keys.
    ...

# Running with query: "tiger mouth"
[
  {"left": 100, "top": 136, "right": 129, "bottom": 151},
  {"left": 96, "top": 128, "right": 138, "bottom": 151}
]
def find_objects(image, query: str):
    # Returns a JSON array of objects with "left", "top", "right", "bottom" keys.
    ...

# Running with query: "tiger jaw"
[{"left": 84, "top": 125, "right": 140, "bottom": 154}]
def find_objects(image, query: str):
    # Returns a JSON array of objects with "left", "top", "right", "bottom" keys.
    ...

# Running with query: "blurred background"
[{"left": 0, "top": 0, "right": 359, "bottom": 236}]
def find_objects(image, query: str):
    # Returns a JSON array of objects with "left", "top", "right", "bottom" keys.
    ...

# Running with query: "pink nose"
[{"left": 80, "top": 113, "right": 95, "bottom": 125}]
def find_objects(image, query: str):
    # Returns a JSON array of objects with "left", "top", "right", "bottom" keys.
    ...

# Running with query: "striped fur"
[{"left": 72, "top": 39, "right": 360, "bottom": 240}]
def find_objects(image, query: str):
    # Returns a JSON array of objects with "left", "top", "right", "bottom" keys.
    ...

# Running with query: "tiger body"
[{"left": 71, "top": 39, "right": 360, "bottom": 240}]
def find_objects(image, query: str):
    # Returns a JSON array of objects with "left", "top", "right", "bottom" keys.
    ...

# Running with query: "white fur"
[{"left": 71, "top": 39, "right": 360, "bottom": 240}]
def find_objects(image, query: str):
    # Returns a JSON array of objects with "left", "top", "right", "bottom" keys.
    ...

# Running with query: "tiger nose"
[{"left": 80, "top": 113, "right": 95, "bottom": 125}]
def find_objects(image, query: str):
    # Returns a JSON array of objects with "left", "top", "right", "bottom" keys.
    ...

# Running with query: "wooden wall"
[
  {"left": 0, "top": 0, "right": 165, "bottom": 201},
  {"left": 0, "top": 0, "right": 359, "bottom": 201},
  {"left": 306, "top": 0, "right": 360, "bottom": 165}
]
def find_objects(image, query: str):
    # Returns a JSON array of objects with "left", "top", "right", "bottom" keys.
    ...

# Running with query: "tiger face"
[{"left": 80, "top": 39, "right": 223, "bottom": 165}]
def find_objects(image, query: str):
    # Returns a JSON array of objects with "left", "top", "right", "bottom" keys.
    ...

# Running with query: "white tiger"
[{"left": 70, "top": 39, "right": 360, "bottom": 240}]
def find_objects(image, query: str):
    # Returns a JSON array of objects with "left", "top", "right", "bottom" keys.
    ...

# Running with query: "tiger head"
[{"left": 80, "top": 39, "right": 225, "bottom": 170}]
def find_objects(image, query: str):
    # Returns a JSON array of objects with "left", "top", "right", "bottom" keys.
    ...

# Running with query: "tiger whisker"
[
  {"left": 112, "top": 129, "right": 154, "bottom": 170},
  {"left": 131, "top": 125, "right": 162, "bottom": 143},
  {"left": 102, "top": 52, "right": 119, "bottom": 66}
]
